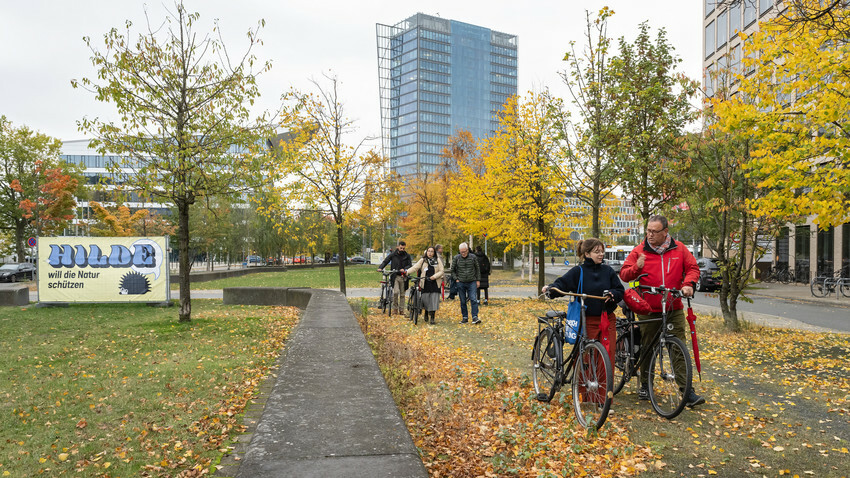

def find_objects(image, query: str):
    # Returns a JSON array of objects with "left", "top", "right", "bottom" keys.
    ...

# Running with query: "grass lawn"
[
  {"left": 361, "top": 297, "right": 850, "bottom": 477},
  {"left": 178, "top": 264, "right": 379, "bottom": 290},
  {"left": 0, "top": 301, "right": 299, "bottom": 477}
]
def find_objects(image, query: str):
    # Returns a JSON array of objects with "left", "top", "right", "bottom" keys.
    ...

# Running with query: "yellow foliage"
[{"left": 713, "top": 0, "right": 850, "bottom": 227}]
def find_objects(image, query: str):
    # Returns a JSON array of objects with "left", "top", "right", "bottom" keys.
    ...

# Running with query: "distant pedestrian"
[
  {"left": 475, "top": 245, "right": 491, "bottom": 305},
  {"left": 445, "top": 247, "right": 457, "bottom": 301},
  {"left": 551, "top": 256, "right": 555, "bottom": 267},
  {"left": 452, "top": 243, "right": 481, "bottom": 324},
  {"left": 377, "top": 241, "right": 412, "bottom": 316},
  {"left": 407, "top": 246, "right": 444, "bottom": 324}
]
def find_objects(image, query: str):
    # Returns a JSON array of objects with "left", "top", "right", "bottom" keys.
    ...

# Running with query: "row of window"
[
  {"left": 492, "top": 83, "right": 516, "bottom": 95},
  {"left": 420, "top": 29, "right": 450, "bottom": 43},
  {"left": 421, "top": 91, "right": 449, "bottom": 104},
  {"left": 492, "top": 45, "right": 518, "bottom": 58},
  {"left": 421, "top": 39, "right": 451, "bottom": 54},
  {"left": 492, "top": 64, "right": 516, "bottom": 77},
  {"left": 706, "top": 0, "right": 772, "bottom": 18},
  {"left": 422, "top": 71, "right": 450, "bottom": 84},
  {"left": 63, "top": 154, "right": 123, "bottom": 169},
  {"left": 421, "top": 49, "right": 450, "bottom": 64},
  {"left": 492, "top": 55, "right": 517, "bottom": 67},
  {"left": 421, "top": 60, "right": 450, "bottom": 74},
  {"left": 491, "top": 73, "right": 517, "bottom": 86},
  {"left": 420, "top": 102, "right": 450, "bottom": 114},
  {"left": 705, "top": 0, "right": 772, "bottom": 59}
]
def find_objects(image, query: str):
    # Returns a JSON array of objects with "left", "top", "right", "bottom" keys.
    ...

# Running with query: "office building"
[
  {"left": 376, "top": 13, "right": 517, "bottom": 178},
  {"left": 703, "top": 0, "right": 849, "bottom": 280}
]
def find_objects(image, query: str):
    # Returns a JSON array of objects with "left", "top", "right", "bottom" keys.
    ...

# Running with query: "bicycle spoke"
[
  {"left": 572, "top": 341, "right": 612, "bottom": 429},
  {"left": 533, "top": 330, "right": 560, "bottom": 402},
  {"left": 648, "top": 337, "right": 691, "bottom": 419}
]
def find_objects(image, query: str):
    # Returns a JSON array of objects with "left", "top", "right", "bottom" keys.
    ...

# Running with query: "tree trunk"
[
  {"left": 15, "top": 220, "right": 26, "bottom": 263},
  {"left": 520, "top": 244, "right": 526, "bottom": 280},
  {"left": 177, "top": 202, "right": 192, "bottom": 322},
  {"left": 537, "top": 237, "right": 546, "bottom": 295},
  {"left": 337, "top": 224, "right": 347, "bottom": 295}
]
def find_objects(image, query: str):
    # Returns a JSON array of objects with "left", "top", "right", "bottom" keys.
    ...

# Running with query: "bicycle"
[
  {"left": 406, "top": 275, "right": 425, "bottom": 325},
  {"left": 811, "top": 268, "right": 850, "bottom": 298},
  {"left": 378, "top": 269, "right": 401, "bottom": 316},
  {"left": 531, "top": 287, "right": 613, "bottom": 430},
  {"left": 611, "top": 279, "right": 693, "bottom": 419}
]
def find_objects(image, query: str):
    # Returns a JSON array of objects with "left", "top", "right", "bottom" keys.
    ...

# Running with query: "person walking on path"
[
  {"left": 542, "top": 238, "right": 624, "bottom": 365},
  {"left": 445, "top": 246, "right": 457, "bottom": 301},
  {"left": 619, "top": 215, "right": 706, "bottom": 408},
  {"left": 407, "top": 246, "right": 445, "bottom": 324},
  {"left": 377, "top": 241, "right": 413, "bottom": 316},
  {"left": 452, "top": 243, "right": 481, "bottom": 324},
  {"left": 475, "top": 245, "right": 492, "bottom": 305},
  {"left": 551, "top": 256, "right": 555, "bottom": 267}
]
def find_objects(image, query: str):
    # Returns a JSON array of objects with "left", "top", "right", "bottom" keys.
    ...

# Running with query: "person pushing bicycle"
[
  {"left": 377, "top": 241, "right": 413, "bottom": 316},
  {"left": 619, "top": 215, "right": 705, "bottom": 408}
]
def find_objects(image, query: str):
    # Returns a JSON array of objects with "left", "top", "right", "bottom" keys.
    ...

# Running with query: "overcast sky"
[{"left": 1, "top": 1, "right": 703, "bottom": 148}]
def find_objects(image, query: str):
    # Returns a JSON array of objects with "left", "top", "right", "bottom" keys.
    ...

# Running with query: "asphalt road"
[{"left": 690, "top": 291, "right": 850, "bottom": 333}]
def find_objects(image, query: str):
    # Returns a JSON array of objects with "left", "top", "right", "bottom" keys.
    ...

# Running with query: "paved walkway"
[{"left": 229, "top": 289, "right": 426, "bottom": 477}]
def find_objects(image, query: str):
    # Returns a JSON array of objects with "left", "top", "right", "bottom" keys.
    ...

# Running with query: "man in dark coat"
[{"left": 377, "top": 241, "right": 413, "bottom": 315}]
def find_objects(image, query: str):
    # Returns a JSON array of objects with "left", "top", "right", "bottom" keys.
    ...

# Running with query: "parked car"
[
  {"left": 245, "top": 255, "right": 265, "bottom": 265},
  {"left": 605, "top": 259, "right": 624, "bottom": 273},
  {"left": 696, "top": 257, "right": 721, "bottom": 292},
  {"left": 0, "top": 263, "right": 36, "bottom": 282},
  {"left": 313, "top": 256, "right": 325, "bottom": 263},
  {"left": 348, "top": 256, "right": 369, "bottom": 264}
]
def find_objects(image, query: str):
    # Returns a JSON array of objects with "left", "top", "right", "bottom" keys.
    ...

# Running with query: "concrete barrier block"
[{"left": 0, "top": 285, "right": 29, "bottom": 306}]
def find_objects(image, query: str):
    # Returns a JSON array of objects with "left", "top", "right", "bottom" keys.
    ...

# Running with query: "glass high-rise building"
[{"left": 376, "top": 13, "right": 517, "bottom": 178}]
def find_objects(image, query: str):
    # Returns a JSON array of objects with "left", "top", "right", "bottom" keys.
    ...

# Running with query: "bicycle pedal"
[{"left": 536, "top": 393, "right": 551, "bottom": 402}]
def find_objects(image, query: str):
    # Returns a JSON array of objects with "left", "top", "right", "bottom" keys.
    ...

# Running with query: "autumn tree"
[
  {"left": 607, "top": 21, "right": 698, "bottom": 222},
  {"left": 267, "top": 74, "right": 381, "bottom": 294},
  {"left": 402, "top": 173, "right": 449, "bottom": 252},
  {"left": 89, "top": 201, "right": 176, "bottom": 237},
  {"left": 73, "top": 3, "right": 272, "bottom": 322},
  {"left": 676, "top": 63, "right": 779, "bottom": 330},
  {"left": 713, "top": 0, "right": 850, "bottom": 229},
  {"left": 449, "top": 92, "right": 570, "bottom": 293},
  {"left": 0, "top": 117, "right": 82, "bottom": 260},
  {"left": 557, "top": 8, "right": 620, "bottom": 238},
  {"left": 358, "top": 163, "right": 403, "bottom": 255}
]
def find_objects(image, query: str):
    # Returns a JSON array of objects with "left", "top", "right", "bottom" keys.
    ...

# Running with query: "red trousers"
[{"left": 578, "top": 314, "right": 615, "bottom": 404}]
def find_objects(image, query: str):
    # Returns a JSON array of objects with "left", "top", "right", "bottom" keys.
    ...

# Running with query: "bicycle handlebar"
[{"left": 545, "top": 287, "right": 609, "bottom": 301}]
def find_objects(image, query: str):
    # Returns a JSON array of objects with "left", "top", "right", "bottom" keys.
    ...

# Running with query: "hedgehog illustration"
[{"left": 119, "top": 271, "right": 151, "bottom": 295}]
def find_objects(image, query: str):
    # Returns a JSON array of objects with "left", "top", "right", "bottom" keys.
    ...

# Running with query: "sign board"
[
  {"left": 370, "top": 252, "right": 386, "bottom": 266},
  {"left": 27, "top": 237, "right": 37, "bottom": 247},
  {"left": 38, "top": 236, "right": 170, "bottom": 303}
]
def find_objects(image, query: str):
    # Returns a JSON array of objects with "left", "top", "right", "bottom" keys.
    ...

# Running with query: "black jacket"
[
  {"left": 451, "top": 252, "right": 480, "bottom": 282},
  {"left": 547, "top": 258, "right": 624, "bottom": 316},
  {"left": 378, "top": 248, "right": 412, "bottom": 272}
]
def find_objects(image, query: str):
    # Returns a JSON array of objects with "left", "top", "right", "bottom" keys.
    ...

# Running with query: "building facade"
[
  {"left": 702, "top": 0, "right": 849, "bottom": 281},
  {"left": 376, "top": 13, "right": 517, "bottom": 178}
]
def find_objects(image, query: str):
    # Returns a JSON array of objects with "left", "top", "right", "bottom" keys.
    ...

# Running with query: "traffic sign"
[{"left": 27, "top": 237, "right": 36, "bottom": 247}]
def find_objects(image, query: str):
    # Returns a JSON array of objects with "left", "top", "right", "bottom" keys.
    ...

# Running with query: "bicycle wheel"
[
  {"left": 532, "top": 329, "right": 561, "bottom": 403},
  {"left": 386, "top": 286, "right": 393, "bottom": 316},
  {"left": 780, "top": 270, "right": 791, "bottom": 284},
  {"left": 612, "top": 333, "right": 631, "bottom": 395},
  {"left": 572, "top": 341, "right": 613, "bottom": 429},
  {"left": 411, "top": 291, "right": 420, "bottom": 325},
  {"left": 379, "top": 284, "right": 388, "bottom": 313},
  {"left": 840, "top": 280, "right": 850, "bottom": 298},
  {"left": 811, "top": 278, "right": 828, "bottom": 297},
  {"left": 648, "top": 336, "right": 692, "bottom": 419}
]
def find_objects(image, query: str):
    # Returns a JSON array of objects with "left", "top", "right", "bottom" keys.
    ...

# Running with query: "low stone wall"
[
  {"left": 169, "top": 265, "right": 285, "bottom": 284},
  {"left": 223, "top": 287, "right": 313, "bottom": 309},
  {"left": 0, "top": 285, "right": 29, "bottom": 306}
]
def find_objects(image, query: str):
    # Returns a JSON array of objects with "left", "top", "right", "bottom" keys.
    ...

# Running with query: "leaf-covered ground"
[
  {"left": 0, "top": 302, "right": 299, "bottom": 477},
  {"left": 362, "top": 297, "right": 849, "bottom": 477}
]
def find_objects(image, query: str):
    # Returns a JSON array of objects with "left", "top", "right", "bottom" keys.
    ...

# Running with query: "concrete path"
[{"left": 231, "top": 289, "right": 426, "bottom": 477}]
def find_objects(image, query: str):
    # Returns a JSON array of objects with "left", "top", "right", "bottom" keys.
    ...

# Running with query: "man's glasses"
[{"left": 646, "top": 228, "right": 666, "bottom": 235}]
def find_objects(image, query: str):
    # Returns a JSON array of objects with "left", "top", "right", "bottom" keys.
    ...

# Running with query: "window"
[
  {"left": 705, "top": 20, "right": 715, "bottom": 59},
  {"left": 705, "top": 0, "right": 715, "bottom": 16},
  {"left": 717, "top": 9, "right": 728, "bottom": 48},
  {"left": 744, "top": 0, "right": 757, "bottom": 26},
  {"left": 729, "top": 4, "right": 742, "bottom": 38},
  {"left": 731, "top": 43, "right": 742, "bottom": 81},
  {"left": 760, "top": 0, "right": 772, "bottom": 16},
  {"left": 705, "top": 64, "right": 715, "bottom": 97}
]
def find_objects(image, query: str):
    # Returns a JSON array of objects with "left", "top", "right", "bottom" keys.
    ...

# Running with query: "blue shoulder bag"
[{"left": 564, "top": 266, "right": 583, "bottom": 344}]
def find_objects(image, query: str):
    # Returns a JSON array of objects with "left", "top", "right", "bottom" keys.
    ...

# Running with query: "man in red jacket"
[{"left": 620, "top": 215, "right": 705, "bottom": 408}]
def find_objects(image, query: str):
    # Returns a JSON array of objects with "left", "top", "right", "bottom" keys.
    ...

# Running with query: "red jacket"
[{"left": 619, "top": 237, "right": 700, "bottom": 312}]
